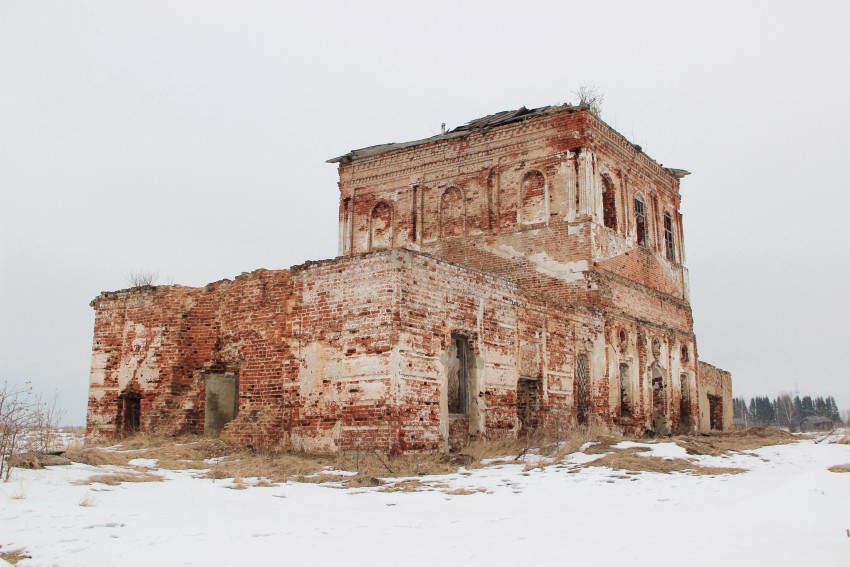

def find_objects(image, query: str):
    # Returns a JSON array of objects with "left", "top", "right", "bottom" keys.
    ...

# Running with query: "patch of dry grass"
[
  {"left": 378, "top": 479, "right": 449, "bottom": 493},
  {"left": 831, "top": 436, "right": 850, "bottom": 445},
  {"left": 461, "top": 437, "right": 530, "bottom": 463},
  {"left": 676, "top": 427, "right": 796, "bottom": 456},
  {"left": 443, "top": 487, "right": 489, "bottom": 495},
  {"left": 78, "top": 492, "right": 97, "bottom": 507},
  {"left": 76, "top": 471, "right": 164, "bottom": 486},
  {"left": 828, "top": 464, "right": 850, "bottom": 473},
  {"left": 8, "top": 484, "right": 27, "bottom": 500},
  {"left": 337, "top": 451, "right": 457, "bottom": 479},
  {"left": 201, "top": 451, "right": 334, "bottom": 483},
  {"left": 583, "top": 447, "right": 746, "bottom": 475},
  {"left": 293, "top": 473, "right": 354, "bottom": 485},
  {"left": 0, "top": 545, "right": 31, "bottom": 565},
  {"left": 63, "top": 446, "right": 135, "bottom": 467},
  {"left": 7, "top": 452, "right": 45, "bottom": 469}
]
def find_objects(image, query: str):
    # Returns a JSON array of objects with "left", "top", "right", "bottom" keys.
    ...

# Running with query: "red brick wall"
[{"left": 87, "top": 106, "right": 725, "bottom": 450}]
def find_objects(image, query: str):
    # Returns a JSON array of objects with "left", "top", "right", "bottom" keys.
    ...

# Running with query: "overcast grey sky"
[{"left": 1, "top": 0, "right": 848, "bottom": 425}]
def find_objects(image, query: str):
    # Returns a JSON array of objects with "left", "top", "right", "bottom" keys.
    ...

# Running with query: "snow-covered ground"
[{"left": 3, "top": 434, "right": 849, "bottom": 566}]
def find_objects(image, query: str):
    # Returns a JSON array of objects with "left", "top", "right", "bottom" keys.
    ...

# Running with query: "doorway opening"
[
  {"left": 651, "top": 365, "right": 668, "bottom": 434},
  {"left": 708, "top": 394, "right": 723, "bottom": 431},
  {"left": 205, "top": 373, "right": 239, "bottom": 436},
  {"left": 448, "top": 334, "right": 469, "bottom": 415},
  {"left": 116, "top": 391, "right": 141, "bottom": 437}
]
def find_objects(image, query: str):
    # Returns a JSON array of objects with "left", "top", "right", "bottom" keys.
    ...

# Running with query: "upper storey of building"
[{"left": 328, "top": 104, "right": 693, "bottom": 317}]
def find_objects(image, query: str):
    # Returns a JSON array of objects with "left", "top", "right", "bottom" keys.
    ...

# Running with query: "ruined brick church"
[{"left": 86, "top": 103, "right": 733, "bottom": 452}]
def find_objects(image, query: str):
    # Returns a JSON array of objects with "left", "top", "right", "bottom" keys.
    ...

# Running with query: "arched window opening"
[
  {"left": 521, "top": 171, "right": 546, "bottom": 225},
  {"left": 369, "top": 202, "right": 392, "bottom": 251},
  {"left": 634, "top": 195, "right": 647, "bottom": 246},
  {"left": 602, "top": 177, "right": 617, "bottom": 230},
  {"left": 664, "top": 212, "right": 676, "bottom": 261},
  {"left": 680, "top": 344, "right": 690, "bottom": 363},
  {"left": 448, "top": 334, "right": 470, "bottom": 415},
  {"left": 440, "top": 187, "right": 464, "bottom": 237}
]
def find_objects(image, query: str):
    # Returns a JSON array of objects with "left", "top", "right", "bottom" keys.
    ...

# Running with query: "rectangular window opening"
[
  {"left": 664, "top": 213, "right": 676, "bottom": 261},
  {"left": 619, "top": 363, "right": 631, "bottom": 416},
  {"left": 576, "top": 354, "right": 589, "bottom": 425},
  {"left": 634, "top": 198, "right": 646, "bottom": 246}
]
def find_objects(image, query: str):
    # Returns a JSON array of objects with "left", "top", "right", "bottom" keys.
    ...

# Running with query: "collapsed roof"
[
  {"left": 327, "top": 103, "right": 690, "bottom": 179},
  {"left": 327, "top": 105, "right": 573, "bottom": 164}
]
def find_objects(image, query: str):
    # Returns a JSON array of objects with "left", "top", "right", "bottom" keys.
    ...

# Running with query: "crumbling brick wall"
[
  {"left": 331, "top": 105, "right": 706, "bottom": 437},
  {"left": 88, "top": 104, "right": 730, "bottom": 450},
  {"left": 696, "top": 361, "right": 733, "bottom": 432}
]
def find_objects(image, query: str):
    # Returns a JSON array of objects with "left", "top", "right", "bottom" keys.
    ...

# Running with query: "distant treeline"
[{"left": 733, "top": 394, "right": 843, "bottom": 431}]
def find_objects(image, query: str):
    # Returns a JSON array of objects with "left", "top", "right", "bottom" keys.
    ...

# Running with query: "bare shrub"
[
  {"left": 1, "top": 381, "right": 65, "bottom": 481},
  {"left": 127, "top": 271, "right": 158, "bottom": 287},
  {"left": 573, "top": 83, "right": 604, "bottom": 115}
]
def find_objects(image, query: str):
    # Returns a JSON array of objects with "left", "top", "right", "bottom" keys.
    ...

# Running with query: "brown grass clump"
[
  {"left": 293, "top": 473, "right": 353, "bottom": 485},
  {"left": 337, "top": 450, "right": 457, "bottom": 479},
  {"left": 78, "top": 492, "right": 97, "bottom": 507},
  {"left": 583, "top": 447, "right": 746, "bottom": 475},
  {"left": 0, "top": 545, "right": 31, "bottom": 565},
  {"left": 378, "top": 479, "right": 449, "bottom": 493},
  {"left": 443, "top": 487, "right": 489, "bottom": 495},
  {"left": 64, "top": 435, "right": 234, "bottom": 470},
  {"left": 118, "top": 435, "right": 233, "bottom": 470},
  {"left": 202, "top": 451, "right": 333, "bottom": 483},
  {"left": 676, "top": 427, "right": 795, "bottom": 455},
  {"left": 464, "top": 422, "right": 617, "bottom": 468},
  {"left": 831, "top": 436, "right": 850, "bottom": 445},
  {"left": 581, "top": 438, "right": 636, "bottom": 455},
  {"left": 63, "top": 446, "right": 134, "bottom": 467},
  {"left": 76, "top": 471, "right": 164, "bottom": 485},
  {"left": 828, "top": 464, "right": 850, "bottom": 473},
  {"left": 461, "top": 437, "right": 530, "bottom": 463}
]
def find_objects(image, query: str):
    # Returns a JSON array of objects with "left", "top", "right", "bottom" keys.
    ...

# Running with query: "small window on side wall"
[
  {"left": 520, "top": 171, "right": 546, "bottom": 225},
  {"left": 664, "top": 212, "right": 676, "bottom": 261},
  {"left": 369, "top": 202, "right": 393, "bottom": 251},
  {"left": 634, "top": 196, "right": 647, "bottom": 246},
  {"left": 602, "top": 177, "right": 617, "bottom": 230}
]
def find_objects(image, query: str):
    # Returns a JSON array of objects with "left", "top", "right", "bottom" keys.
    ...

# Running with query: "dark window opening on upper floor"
[
  {"left": 602, "top": 177, "right": 617, "bottom": 231},
  {"left": 634, "top": 197, "right": 647, "bottom": 246},
  {"left": 664, "top": 212, "right": 676, "bottom": 261}
]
